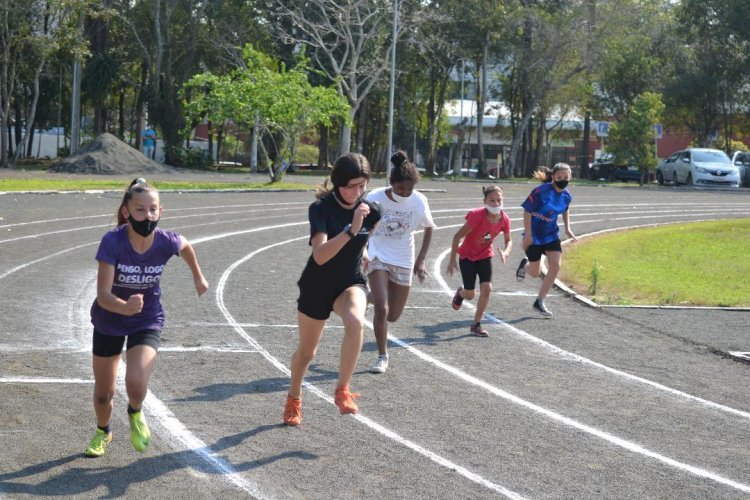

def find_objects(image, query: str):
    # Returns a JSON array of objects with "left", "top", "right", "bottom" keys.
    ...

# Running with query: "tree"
[
  {"left": 0, "top": 0, "right": 83, "bottom": 166},
  {"left": 607, "top": 92, "right": 664, "bottom": 185},
  {"left": 265, "top": 0, "right": 400, "bottom": 156},
  {"left": 183, "top": 45, "right": 349, "bottom": 181}
]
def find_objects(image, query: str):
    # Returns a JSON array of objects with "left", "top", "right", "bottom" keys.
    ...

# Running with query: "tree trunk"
[
  {"left": 14, "top": 57, "right": 47, "bottom": 163},
  {"left": 317, "top": 123, "right": 329, "bottom": 169},
  {"left": 580, "top": 111, "right": 591, "bottom": 179},
  {"left": 356, "top": 99, "right": 367, "bottom": 154}
]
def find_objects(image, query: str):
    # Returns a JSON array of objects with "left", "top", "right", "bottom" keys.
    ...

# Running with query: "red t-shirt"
[{"left": 457, "top": 207, "right": 511, "bottom": 261}]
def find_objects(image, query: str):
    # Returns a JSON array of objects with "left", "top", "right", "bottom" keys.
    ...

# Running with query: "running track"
[{"left": 1, "top": 180, "right": 749, "bottom": 499}]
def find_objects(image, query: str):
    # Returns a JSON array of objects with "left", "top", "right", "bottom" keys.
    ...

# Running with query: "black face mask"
[
  {"left": 128, "top": 215, "right": 159, "bottom": 237},
  {"left": 554, "top": 180, "right": 569, "bottom": 190}
]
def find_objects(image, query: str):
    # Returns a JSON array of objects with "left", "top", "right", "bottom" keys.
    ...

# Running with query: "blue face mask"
[
  {"left": 128, "top": 215, "right": 159, "bottom": 237},
  {"left": 554, "top": 180, "right": 569, "bottom": 190}
]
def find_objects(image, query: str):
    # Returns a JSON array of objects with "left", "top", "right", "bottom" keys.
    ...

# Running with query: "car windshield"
[{"left": 693, "top": 150, "right": 730, "bottom": 163}]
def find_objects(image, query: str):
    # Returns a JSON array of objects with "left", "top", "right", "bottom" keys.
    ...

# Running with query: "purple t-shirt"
[{"left": 90, "top": 225, "right": 182, "bottom": 336}]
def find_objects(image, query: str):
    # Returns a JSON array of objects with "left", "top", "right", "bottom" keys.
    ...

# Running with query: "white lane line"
[
  {"left": 70, "top": 262, "right": 268, "bottom": 497},
  {"left": 0, "top": 242, "right": 97, "bottom": 280},
  {"left": 160, "top": 346, "right": 261, "bottom": 353},
  {"left": 0, "top": 377, "right": 93, "bottom": 384},
  {"left": 729, "top": 352, "right": 750, "bottom": 362},
  {"left": 114, "top": 360, "right": 267, "bottom": 499},
  {"left": 412, "top": 248, "right": 750, "bottom": 494},
  {"left": 433, "top": 246, "right": 750, "bottom": 420},
  {"left": 215, "top": 237, "right": 525, "bottom": 499}
]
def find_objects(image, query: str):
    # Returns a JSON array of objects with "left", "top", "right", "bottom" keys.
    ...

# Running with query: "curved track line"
[{"left": 214, "top": 237, "right": 525, "bottom": 500}]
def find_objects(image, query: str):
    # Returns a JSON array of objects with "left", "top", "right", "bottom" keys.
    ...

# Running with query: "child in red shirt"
[{"left": 446, "top": 185, "right": 512, "bottom": 337}]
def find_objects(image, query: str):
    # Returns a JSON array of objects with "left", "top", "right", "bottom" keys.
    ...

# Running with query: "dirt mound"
[{"left": 49, "top": 133, "right": 174, "bottom": 175}]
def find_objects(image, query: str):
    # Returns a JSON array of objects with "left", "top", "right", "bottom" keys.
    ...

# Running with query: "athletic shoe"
[
  {"left": 84, "top": 428, "right": 112, "bottom": 457},
  {"left": 469, "top": 322, "right": 489, "bottom": 337},
  {"left": 368, "top": 354, "right": 389, "bottom": 374},
  {"left": 451, "top": 286, "right": 464, "bottom": 310},
  {"left": 283, "top": 395, "right": 302, "bottom": 426},
  {"left": 516, "top": 258, "right": 528, "bottom": 282},
  {"left": 532, "top": 298, "right": 553, "bottom": 317},
  {"left": 128, "top": 410, "right": 151, "bottom": 452},
  {"left": 334, "top": 387, "right": 360, "bottom": 415}
]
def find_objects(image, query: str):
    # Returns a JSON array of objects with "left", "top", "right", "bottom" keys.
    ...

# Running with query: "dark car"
[{"left": 589, "top": 153, "right": 644, "bottom": 182}]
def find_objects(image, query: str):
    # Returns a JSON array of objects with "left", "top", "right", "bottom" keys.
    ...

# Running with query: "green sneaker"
[
  {"left": 84, "top": 428, "right": 112, "bottom": 457},
  {"left": 128, "top": 410, "right": 151, "bottom": 452}
]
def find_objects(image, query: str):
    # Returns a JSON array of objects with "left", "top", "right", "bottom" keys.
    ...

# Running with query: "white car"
[
  {"left": 730, "top": 151, "right": 750, "bottom": 187},
  {"left": 656, "top": 148, "right": 740, "bottom": 187}
]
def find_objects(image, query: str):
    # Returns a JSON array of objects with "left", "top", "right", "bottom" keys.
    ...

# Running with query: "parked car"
[
  {"left": 589, "top": 153, "right": 643, "bottom": 182},
  {"left": 730, "top": 151, "right": 750, "bottom": 187},
  {"left": 656, "top": 148, "right": 740, "bottom": 187}
]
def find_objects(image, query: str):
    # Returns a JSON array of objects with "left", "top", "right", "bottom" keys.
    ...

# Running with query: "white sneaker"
[{"left": 368, "top": 355, "right": 389, "bottom": 374}]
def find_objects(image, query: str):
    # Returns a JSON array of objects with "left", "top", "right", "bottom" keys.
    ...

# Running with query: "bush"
[
  {"left": 294, "top": 143, "right": 319, "bottom": 164},
  {"left": 164, "top": 146, "right": 213, "bottom": 169}
]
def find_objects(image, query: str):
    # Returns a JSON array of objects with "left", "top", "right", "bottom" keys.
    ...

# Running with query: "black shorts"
[
  {"left": 525, "top": 239, "right": 563, "bottom": 262},
  {"left": 92, "top": 329, "right": 161, "bottom": 357},
  {"left": 459, "top": 257, "right": 493, "bottom": 291},
  {"left": 297, "top": 278, "right": 367, "bottom": 320}
]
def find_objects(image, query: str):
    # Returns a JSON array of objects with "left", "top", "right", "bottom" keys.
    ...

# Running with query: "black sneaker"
[
  {"left": 532, "top": 298, "right": 553, "bottom": 317},
  {"left": 469, "top": 322, "right": 488, "bottom": 337},
  {"left": 452, "top": 287, "right": 464, "bottom": 310},
  {"left": 516, "top": 258, "right": 528, "bottom": 282}
]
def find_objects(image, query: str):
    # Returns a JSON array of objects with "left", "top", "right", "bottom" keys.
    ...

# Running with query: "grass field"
[
  {"left": 0, "top": 178, "right": 314, "bottom": 192},
  {"left": 559, "top": 219, "right": 750, "bottom": 307}
]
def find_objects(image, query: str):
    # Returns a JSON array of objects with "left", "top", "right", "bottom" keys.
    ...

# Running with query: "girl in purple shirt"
[{"left": 84, "top": 178, "right": 208, "bottom": 457}]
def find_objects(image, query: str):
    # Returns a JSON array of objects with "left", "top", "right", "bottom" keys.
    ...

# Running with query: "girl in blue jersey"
[{"left": 515, "top": 163, "right": 578, "bottom": 317}]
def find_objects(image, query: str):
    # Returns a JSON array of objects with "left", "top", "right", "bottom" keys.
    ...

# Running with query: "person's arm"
[
  {"left": 311, "top": 202, "right": 370, "bottom": 266},
  {"left": 562, "top": 209, "right": 578, "bottom": 241},
  {"left": 179, "top": 235, "right": 209, "bottom": 296},
  {"left": 446, "top": 223, "right": 473, "bottom": 276},
  {"left": 95, "top": 261, "right": 143, "bottom": 316},
  {"left": 413, "top": 226, "right": 433, "bottom": 283},
  {"left": 523, "top": 211, "right": 533, "bottom": 250},
  {"left": 498, "top": 230, "right": 512, "bottom": 264}
]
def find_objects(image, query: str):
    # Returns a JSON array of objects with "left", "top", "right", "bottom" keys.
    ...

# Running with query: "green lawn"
[
  {"left": 0, "top": 178, "right": 313, "bottom": 192},
  {"left": 559, "top": 218, "right": 750, "bottom": 307}
]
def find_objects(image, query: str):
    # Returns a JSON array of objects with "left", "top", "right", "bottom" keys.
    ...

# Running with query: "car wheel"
[
  {"left": 656, "top": 171, "right": 664, "bottom": 185},
  {"left": 686, "top": 173, "right": 693, "bottom": 186}
]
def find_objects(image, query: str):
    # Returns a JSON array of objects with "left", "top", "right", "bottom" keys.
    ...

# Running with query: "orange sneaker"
[
  {"left": 283, "top": 395, "right": 302, "bottom": 426},
  {"left": 334, "top": 386, "right": 360, "bottom": 415}
]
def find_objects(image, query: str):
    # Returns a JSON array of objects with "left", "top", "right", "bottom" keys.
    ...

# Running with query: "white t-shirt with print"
[{"left": 365, "top": 186, "right": 436, "bottom": 269}]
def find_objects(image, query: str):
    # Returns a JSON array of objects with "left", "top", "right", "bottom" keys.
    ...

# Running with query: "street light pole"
[{"left": 385, "top": 0, "right": 398, "bottom": 185}]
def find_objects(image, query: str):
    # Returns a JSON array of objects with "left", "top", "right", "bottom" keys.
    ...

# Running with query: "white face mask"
[
  {"left": 485, "top": 204, "right": 502, "bottom": 215},
  {"left": 390, "top": 191, "right": 411, "bottom": 203}
]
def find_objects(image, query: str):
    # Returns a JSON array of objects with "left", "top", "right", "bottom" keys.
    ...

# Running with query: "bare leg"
[
  {"left": 474, "top": 281, "right": 493, "bottom": 323},
  {"left": 368, "top": 270, "right": 390, "bottom": 356},
  {"left": 289, "top": 312, "right": 327, "bottom": 399},
  {"left": 386, "top": 280, "right": 411, "bottom": 323},
  {"left": 92, "top": 355, "right": 120, "bottom": 427},
  {"left": 125, "top": 345, "right": 158, "bottom": 411},
  {"left": 538, "top": 251, "right": 562, "bottom": 300},
  {"left": 332, "top": 286, "right": 367, "bottom": 389}
]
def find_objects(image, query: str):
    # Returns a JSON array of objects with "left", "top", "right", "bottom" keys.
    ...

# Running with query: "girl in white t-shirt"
[{"left": 364, "top": 151, "right": 436, "bottom": 374}]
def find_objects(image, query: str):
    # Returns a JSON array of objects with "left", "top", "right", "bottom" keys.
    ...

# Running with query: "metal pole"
[
  {"left": 385, "top": 0, "right": 398, "bottom": 185},
  {"left": 71, "top": 58, "right": 81, "bottom": 154},
  {"left": 70, "top": 13, "right": 83, "bottom": 155}
]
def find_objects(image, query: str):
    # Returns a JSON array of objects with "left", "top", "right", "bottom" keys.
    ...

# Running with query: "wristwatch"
[{"left": 343, "top": 224, "right": 356, "bottom": 238}]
